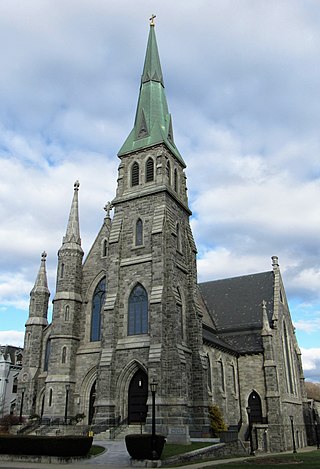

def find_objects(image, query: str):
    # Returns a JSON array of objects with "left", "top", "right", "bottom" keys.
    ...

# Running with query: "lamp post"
[
  {"left": 64, "top": 384, "right": 70, "bottom": 424},
  {"left": 246, "top": 406, "right": 255, "bottom": 456},
  {"left": 290, "top": 416, "right": 297, "bottom": 453},
  {"left": 150, "top": 379, "right": 158, "bottom": 460},
  {"left": 315, "top": 421, "right": 320, "bottom": 450},
  {"left": 19, "top": 387, "right": 25, "bottom": 424}
]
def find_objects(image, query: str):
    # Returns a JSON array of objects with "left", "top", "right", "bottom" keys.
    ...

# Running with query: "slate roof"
[{"left": 199, "top": 271, "right": 275, "bottom": 353}]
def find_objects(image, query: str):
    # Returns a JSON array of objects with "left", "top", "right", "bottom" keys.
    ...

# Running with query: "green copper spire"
[{"left": 118, "top": 20, "right": 185, "bottom": 166}]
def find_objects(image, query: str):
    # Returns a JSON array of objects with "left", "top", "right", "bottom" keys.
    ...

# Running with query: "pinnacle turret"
[
  {"left": 118, "top": 20, "right": 185, "bottom": 166},
  {"left": 63, "top": 180, "right": 81, "bottom": 246},
  {"left": 31, "top": 251, "right": 50, "bottom": 295}
]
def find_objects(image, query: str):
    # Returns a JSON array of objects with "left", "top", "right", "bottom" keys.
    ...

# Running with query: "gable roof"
[{"left": 199, "top": 271, "right": 275, "bottom": 353}]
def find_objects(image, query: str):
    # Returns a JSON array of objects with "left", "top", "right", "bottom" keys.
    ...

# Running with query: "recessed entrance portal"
[{"left": 128, "top": 369, "right": 148, "bottom": 424}]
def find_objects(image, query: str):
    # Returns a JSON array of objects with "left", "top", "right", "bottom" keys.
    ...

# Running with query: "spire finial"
[
  {"left": 41, "top": 251, "right": 47, "bottom": 261},
  {"left": 104, "top": 201, "right": 113, "bottom": 218},
  {"left": 74, "top": 180, "right": 80, "bottom": 191},
  {"left": 149, "top": 14, "right": 156, "bottom": 26}
]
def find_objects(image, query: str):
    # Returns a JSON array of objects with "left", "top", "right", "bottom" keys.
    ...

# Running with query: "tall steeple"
[
  {"left": 63, "top": 180, "right": 81, "bottom": 246},
  {"left": 31, "top": 251, "right": 50, "bottom": 298},
  {"left": 118, "top": 19, "right": 185, "bottom": 166}
]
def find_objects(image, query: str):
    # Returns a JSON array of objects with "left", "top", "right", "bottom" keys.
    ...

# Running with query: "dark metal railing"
[{"left": 109, "top": 417, "right": 128, "bottom": 440}]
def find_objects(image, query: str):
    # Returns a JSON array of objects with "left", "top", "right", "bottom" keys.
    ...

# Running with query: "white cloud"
[
  {"left": 0, "top": 330, "right": 24, "bottom": 347},
  {"left": 301, "top": 348, "right": 320, "bottom": 382}
]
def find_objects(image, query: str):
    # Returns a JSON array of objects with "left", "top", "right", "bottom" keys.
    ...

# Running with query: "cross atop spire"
[{"left": 149, "top": 14, "right": 156, "bottom": 26}]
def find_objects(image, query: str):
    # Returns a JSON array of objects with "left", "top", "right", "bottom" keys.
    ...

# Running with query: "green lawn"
[
  {"left": 88, "top": 445, "right": 105, "bottom": 457},
  {"left": 206, "top": 450, "right": 320, "bottom": 469},
  {"left": 161, "top": 442, "right": 213, "bottom": 459}
]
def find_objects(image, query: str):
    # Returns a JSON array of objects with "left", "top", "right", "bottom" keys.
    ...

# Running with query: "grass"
[
  {"left": 161, "top": 442, "right": 213, "bottom": 459},
  {"left": 88, "top": 444, "right": 105, "bottom": 457},
  {"left": 203, "top": 450, "right": 320, "bottom": 468}
]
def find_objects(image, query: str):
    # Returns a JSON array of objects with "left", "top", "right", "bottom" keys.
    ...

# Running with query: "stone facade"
[{"left": 17, "top": 23, "right": 309, "bottom": 452}]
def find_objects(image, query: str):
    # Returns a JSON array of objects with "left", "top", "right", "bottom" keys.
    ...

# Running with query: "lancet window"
[
  {"left": 90, "top": 277, "right": 106, "bottom": 342},
  {"left": 128, "top": 284, "right": 148, "bottom": 335}
]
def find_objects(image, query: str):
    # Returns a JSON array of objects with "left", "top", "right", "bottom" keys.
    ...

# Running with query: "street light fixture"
[
  {"left": 150, "top": 379, "right": 158, "bottom": 460},
  {"left": 65, "top": 384, "right": 70, "bottom": 424},
  {"left": 290, "top": 416, "right": 297, "bottom": 453},
  {"left": 246, "top": 406, "right": 255, "bottom": 456}
]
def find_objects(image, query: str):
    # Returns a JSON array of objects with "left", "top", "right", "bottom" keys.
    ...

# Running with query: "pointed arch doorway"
[
  {"left": 248, "top": 390, "right": 263, "bottom": 423},
  {"left": 128, "top": 369, "right": 148, "bottom": 424}
]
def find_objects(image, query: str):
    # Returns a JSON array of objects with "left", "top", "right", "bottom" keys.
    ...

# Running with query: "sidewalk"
[{"left": 0, "top": 440, "right": 317, "bottom": 469}]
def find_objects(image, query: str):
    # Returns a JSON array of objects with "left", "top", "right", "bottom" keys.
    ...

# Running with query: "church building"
[{"left": 18, "top": 20, "right": 308, "bottom": 453}]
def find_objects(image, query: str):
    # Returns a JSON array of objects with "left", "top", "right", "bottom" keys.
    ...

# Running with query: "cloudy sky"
[{"left": 0, "top": 1, "right": 319, "bottom": 381}]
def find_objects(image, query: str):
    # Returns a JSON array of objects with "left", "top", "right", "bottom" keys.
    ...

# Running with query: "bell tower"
[{"left": 94, "top": 19, "right": 209, "bottom": 439}]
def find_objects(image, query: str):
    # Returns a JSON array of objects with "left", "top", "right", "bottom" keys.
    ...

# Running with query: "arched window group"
[
  {"left": 128, "top": 284, "right": 148, "bottom": 335},
  {"left": 90, "top": 277, "right": 106, "bottom": 342}
]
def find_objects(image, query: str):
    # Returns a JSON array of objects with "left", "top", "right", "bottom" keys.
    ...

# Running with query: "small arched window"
[
  {"left": 102, "top": 239, "right": 108, "bottom": 257},
  {"left": 174, "top": 168, "right": 178, "bottom": 192},
  {"left": 128, "top": 284, "right": 148, "bottom": 335},
  {"left": 166, "top": 160, "right": 171, "bottom": 185},
  {"left": 44, "top": 339, "right": 51, "bottom": 371},
  {"left": 61, "top": 346, "right": 67, "bottom": 364},
  {"left": 136, "top": 218, "right": 143, "bottom": 246},
  {"left": 64, "top": 305, "right": 70, "bottom": 321},
  {"left": 49, "top": 389, "right": 53, "bottom": 407},
  {"left": 176, "top": 223, "right": 182, "bottom": 252},
  {"left": 145, "top": 157, "right": 154, "bottom": 182},
  {"left": 90, "top": 277, "right": 106, "bottom": 342},
  {"left": 131, "top": 162, "right": 139, "bottom": 186},
  {"left": 207, "top": 355, "right": 212, "bottom": 392},
  {"left": 60, "top": 263, "right": 64, "bottom": 278}
]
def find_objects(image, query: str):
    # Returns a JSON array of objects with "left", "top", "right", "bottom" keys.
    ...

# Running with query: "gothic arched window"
[
  {"left": 131, "top": 162, "right": 139, "bottom": 187},
  {"left": 145, "top": 157, "right": 154, "bottom": 182},
  {"left": 49, "top": 389, "right": 53, "bottom": 407},
  {"left": 176, "top": 223, "right": 182, "bottom": 252},
  {"left": 61, "top": 346, "right": 67, "bottom": 364},
  {"left": 174, "top": 168, "right": 178, "bottom": 192},
  {"left": 102, "top": 239, "right": 108, "bottom": 257},
  {"left": 90, "top": 277, "right": 106, "bottom": 342},
  {"left": 128, "top": 284, "right": 148, "bottom": 335},
  {"left": 283, "top": 322, "right": 295, "bottom": 394},
  {"left": 218, "top": 360, "right": 225, "bottom": 392},
  {"left": 64, "top": 305, "right": 70, "bottom": 321},
  {"left": 166, "top": 160, "right": 171, "bottom": 185},
  {"left": 44, "top": 339, "right": 51, "bottom": 371},
  {"left": 136, "top": 218, "right": 143, "bottom": 246}
]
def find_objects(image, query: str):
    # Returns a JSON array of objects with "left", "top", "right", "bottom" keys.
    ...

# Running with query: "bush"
[
  {"left": 0, "top": 435, "right": 93, "bottom": 456},
  {"left": 125, "top": 434, "right": 166, "bottom": 460},
  {"left": 0, "top": 414, "right": 21, "bottom": 433},
  {"left": 208, "top": 405, "right": 227, "bottom": 436}
]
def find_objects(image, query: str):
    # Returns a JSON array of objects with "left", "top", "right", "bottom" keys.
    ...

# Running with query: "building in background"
[
  {"left": 0, "top": 345, "right": 23, "bottom": 417},
  {"left": 17, "top": 21, "right": 309, "bottom": 452}
]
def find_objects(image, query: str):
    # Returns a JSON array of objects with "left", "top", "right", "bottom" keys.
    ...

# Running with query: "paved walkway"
[{"left": 0, "top": 440, "right": 317, "bottom": 469}]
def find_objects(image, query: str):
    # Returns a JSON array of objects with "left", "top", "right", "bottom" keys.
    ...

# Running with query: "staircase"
[{"left": 96, "top": 424, "right": 144, "bottom": 440}]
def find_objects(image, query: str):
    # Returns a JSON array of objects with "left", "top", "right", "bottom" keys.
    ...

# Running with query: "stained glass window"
[
  {"left": 90, "top": 277, "right": 106, "bottom": 342},
  {"left": 128, "top": 284, "right": 148, "bottom": 335}
]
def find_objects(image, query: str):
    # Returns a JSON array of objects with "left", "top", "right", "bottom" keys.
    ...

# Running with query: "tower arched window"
[
  {"left": 49, "top": 388, "right": 53, "bottom": 407},
  {"left": 64, "top": 305, "right": 70, "bottom": 321},
  {"left": 44, "top": 339, "right": 51, "bottom": 371},
  {"left": 136, "top": 218, "right": 143, "bottom": 246},
  {"left": 145, "top": 157, "right": 154, "bottom": 182},
  {"left": 90, "top": 277, "right": 106, "bottom": 342},
  {"left": 128, "top": 284, "right": 148, "bottom": 335},
  {"left": 60, "top": 263, "right": 64, "bottom": 278},
  {"left": 102, "top": 239, "right": 108, "bottom": 257},
  {"left": 174, "top": 168, "right": 178, "bottom": 192},
  {"left": 131, "top": 162, "right": 139, "bottom": 186},
  {"left": 61, "top": 346, "right": 67, "bottom": 364},
  {"left": 176, "top": 223, "right": 182, "bottom": 252},
  {"left": 166, "top": 160, "right": 171, "bottom": 185}
]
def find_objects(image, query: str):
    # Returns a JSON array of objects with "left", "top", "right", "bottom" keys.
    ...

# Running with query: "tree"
[
  {"left": 208, "top": 405, "right": 227, "bottom": 436},
  {"left": 305, "top": 382, "right": 320, "bottom": 401}
]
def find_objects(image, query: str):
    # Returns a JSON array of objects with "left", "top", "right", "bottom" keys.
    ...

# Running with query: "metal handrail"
[{"left": 109, "top": 417, "right": 128, "bottom": 439}]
